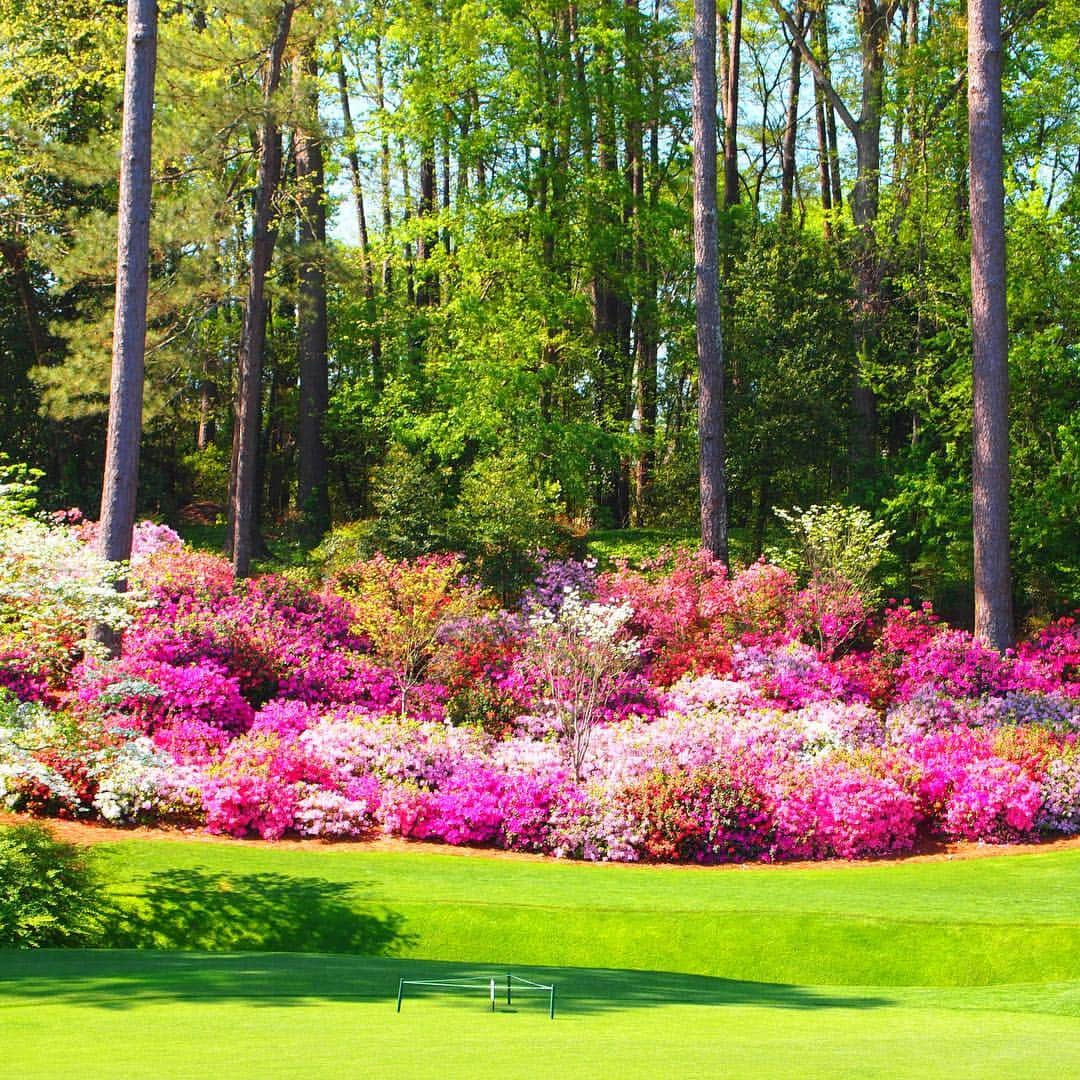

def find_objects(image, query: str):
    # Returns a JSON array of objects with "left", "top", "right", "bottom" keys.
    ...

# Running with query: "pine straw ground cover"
[{"left": 3, "top": 837, "right": 1080, "bottom": 1079}]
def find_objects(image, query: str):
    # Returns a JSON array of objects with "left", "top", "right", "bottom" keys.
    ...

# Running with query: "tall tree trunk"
[
  {"left": 968, "top": 0, "right": 1013, "bottom": 648},
  {"left": 632, "top": 0, "right": 660, "bottom": 523},
  {"left": 811, "top": 9, "right": 843, "bottom": 210},
  {"left": 814, "top": 69, "right": 833, "bottom": 236},
  {"left": 374, "top": 23, "right": 394, "bottom": 300},
  {"left": 264, "top": 322, "right": 289, "bottom": 521},
  {"left": 441, "top": 117, "right": 452, "bottom": 257},
  {"left": 97, "top": 0, "right": 158, "bottom": 635},
  {"left": 295, "top": 50, "right": 331, "bottom": 539},
  {"left": 228, "top": 1, "right": 294, "bottom": 578},
  {"left": 692, "top": 0, "right": 728, "bottom": 564},
  {"left": 848, "top": 0, "right": 889, "bottom": 493},
  {"left": 417, "top": 142, "right": 438, "bottom": 307},
  {"left": 398, "top": 140, "right": 416, "bottom": 308},
  {"left": 780, "top": 5, "right": 808, "bottom": 219},
  {"left": 770, "top": 0, "right": 888, "bottom": 494},
  {"left": 196, "top": 355, "right": 216, "bottom": 450},
  {"left": 723, "top": 0, "right": 743, "bottom": 207},
  {"left": 335, "top": 38, "right": 382, "bottom": 393},
  {"left": 592, "top": 24, "right": 631, "bottom": 528}
]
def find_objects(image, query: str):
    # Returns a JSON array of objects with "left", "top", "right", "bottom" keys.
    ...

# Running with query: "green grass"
[
  {"left": 175, "top": 521, "right": 318, "bottom": 574},
  {"left": 585, "top": 526, "right": 761, "bottom": 568},
  {"left": 3, "top": 839, "right": 1080, "bottom": 1077}
]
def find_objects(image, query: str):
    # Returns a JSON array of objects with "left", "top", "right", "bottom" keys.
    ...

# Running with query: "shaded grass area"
[
  {"left": 3, "top": 951, "right": 1080, "bottom": 1080},
  {"left": 584, "top": 525, "right": 762, "bottom": 568},
  {"left": 93, "top": 840, "right": 1080, "bottom": 986},
  {"left": 175, "top": 522, "right": 315, "bottom": 571},
  {"left": 5, "top": 841, "right": 1080, "bottom": 1077}
]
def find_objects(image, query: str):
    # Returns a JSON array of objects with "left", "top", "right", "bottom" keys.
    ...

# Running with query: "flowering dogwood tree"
[{"left": 526, "top": 590, "right": 638, "bottom": 781}]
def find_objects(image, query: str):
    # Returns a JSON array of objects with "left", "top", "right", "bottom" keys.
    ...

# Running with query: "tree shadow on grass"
[
  {"left": 0, "top": 952, "right": 893, "bottom": 1015},
  {"left": 101, "top": 868, "right": 414, "bottom": 955},
  {"left": 388, "top": 961, "right": 894, "bottom": 1016}
]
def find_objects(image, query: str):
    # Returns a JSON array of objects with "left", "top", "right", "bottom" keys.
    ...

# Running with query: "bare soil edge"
[{"left": 4, "top": 810, "right": 1080, "bottom": 872}]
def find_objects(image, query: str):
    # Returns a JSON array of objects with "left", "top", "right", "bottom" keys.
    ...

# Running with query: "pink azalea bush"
[
  {"left": 771, "top": 760, "right": 918, "bottom": 860},
  {"left": 6, "top": 527, "right": 1080, "bottom": 862}
]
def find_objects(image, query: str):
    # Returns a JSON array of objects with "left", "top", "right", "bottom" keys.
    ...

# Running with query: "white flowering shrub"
[
  {"left": 525, "top": 589, "right": 639, "bottom": 781},
  {"left": 0, "top": 470, "right": 143, "bottom": 689},
  {"left": 0, "top": 696, "right": 82, "bottom": 811},
  {"left": 0, "top": 690, "right": 167, "bottom": 821},
  {"left": 91, "top": 737, "right": 170, "bottom": 822}
]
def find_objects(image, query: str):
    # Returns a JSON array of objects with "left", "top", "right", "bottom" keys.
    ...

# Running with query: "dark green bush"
[{"left": 0, "top": 823, "right": 104, "bottom": 947}]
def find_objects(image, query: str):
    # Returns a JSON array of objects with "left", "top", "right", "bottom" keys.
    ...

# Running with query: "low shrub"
[
  {"left": 618, "top": 765, "right": 772, "bottom": 863},
  {"left": 0, "top": 823, "right": 105, "bottom": 947}
]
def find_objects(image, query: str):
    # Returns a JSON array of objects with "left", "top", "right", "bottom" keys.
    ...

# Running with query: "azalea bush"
[{"left": 4, "top": 515, "right": 1080, "bottom": 863}]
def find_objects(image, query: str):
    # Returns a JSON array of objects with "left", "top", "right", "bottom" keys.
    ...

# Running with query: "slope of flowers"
[{"left": 2, "top": 533, "right": 1079, "bottom": 862}]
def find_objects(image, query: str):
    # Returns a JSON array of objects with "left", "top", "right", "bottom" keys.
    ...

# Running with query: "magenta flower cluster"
[{"left": 5, "top": 542, "right": 1080, "bottom": 861}]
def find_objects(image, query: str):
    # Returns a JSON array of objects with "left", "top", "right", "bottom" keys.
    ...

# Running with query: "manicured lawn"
[{"left": 3, "top": 840, "right": 1080, "bottom": 1078}]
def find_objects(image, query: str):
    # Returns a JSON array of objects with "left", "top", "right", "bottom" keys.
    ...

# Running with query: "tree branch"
[{"left": 766, "top": 0, "right": 859, "bottom": 137}]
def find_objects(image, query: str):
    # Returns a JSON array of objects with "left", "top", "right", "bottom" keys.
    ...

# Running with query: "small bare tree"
[{"left": 526, "top": 592, "right": 638, "bottom": 782}]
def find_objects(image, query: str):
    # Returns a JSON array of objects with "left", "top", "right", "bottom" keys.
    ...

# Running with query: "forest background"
[{"left": 0, "top": 0, "right": 1076, "bottom": 623}]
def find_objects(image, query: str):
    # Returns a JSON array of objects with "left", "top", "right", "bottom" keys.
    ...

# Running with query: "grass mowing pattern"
[{"left": 3, "top": 840, "right": 1080, "bottom": 1077}]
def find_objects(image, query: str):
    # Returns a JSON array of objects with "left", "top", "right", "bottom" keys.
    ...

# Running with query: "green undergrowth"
[{"left": 585, "top": 527, "right": 753, "bottom": 568}]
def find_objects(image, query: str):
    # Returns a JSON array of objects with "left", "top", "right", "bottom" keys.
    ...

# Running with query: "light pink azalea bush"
[{"left": 3, "top": 529, "right": 1080, "bottom": 861}]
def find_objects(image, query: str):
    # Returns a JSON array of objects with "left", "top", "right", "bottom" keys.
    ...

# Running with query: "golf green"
[{"left": 2, "top": 839, "right": 1079, "bottom": 1078}]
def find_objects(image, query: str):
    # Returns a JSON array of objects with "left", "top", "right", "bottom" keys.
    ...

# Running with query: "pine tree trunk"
[
  {"left": 968, "top": 0, "right": 1013, "bottom": 649},
  {"left": 336, "top": 39, "right": 382, "bottom": 393},
  {"left": 97, "top": 0, "right": 158, "bottom": 624},
  {"left": 228, "top": 1, "right": 294, "bottom": 578},
  {"left": 296, "top": 50, "right": 331, "bottom": 539},
  {"left": 692, "top": 0, "right": 728, "bottom": 564}
]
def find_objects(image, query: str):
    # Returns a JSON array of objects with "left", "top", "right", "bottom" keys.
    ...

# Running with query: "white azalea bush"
[{"left": 0, "top": 466, "right": 144, "bottom": 697}]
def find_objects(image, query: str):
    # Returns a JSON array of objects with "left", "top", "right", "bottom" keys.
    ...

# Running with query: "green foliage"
[
  {"left": 774, "top": 504, "right": 894, "bottom": 605},
  {"left": 586, "top": 528, "right": 700, "bottom": 570},
  {"left": 309, "top": 521, "right": 379, "bottom": 580},
  {"left": 0, "top": 457, "right": 42, "bottom": 526},
  {"left": 449, "top": 453, "right": 563, "bottom": 599},
  {"left": 0, "top": 822, "right": 104, "bottom": 947},
  {"left": 179, "top": 447, "right": 229, "bottom": 506},
  {"left": 364, "top": 445, "right": 451, "bottom": 560},
  {"left": 1, "top": 0, "right": 1077, "bottom": 621},
  {"left": 724, "top": 225, "right": 855, "bottom": 524}
]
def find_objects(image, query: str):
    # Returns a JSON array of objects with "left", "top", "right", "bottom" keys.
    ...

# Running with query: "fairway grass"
[{"left": 3, "top": 840, "right": 1080, "bottom": 1078}]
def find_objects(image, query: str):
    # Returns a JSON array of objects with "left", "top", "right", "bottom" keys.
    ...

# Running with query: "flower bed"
[{"left": 2, "top": 530, "right": 1079, "bottom": 862}]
